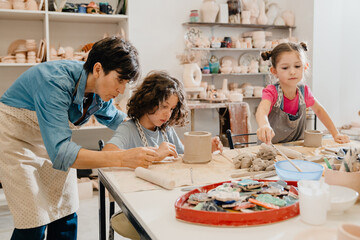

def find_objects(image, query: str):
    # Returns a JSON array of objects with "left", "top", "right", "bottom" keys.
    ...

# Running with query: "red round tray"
[{"left": 175, "top": 179, "right": 299, "bottom": 226}]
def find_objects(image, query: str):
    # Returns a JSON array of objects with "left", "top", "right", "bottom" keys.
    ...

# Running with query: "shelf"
[
  {"left": 191, "top": 48, "right": 271, "bottom": 51},
  {"left": 183, "top": 22, "right": 295, "bottom": 30},
  {"left": 0, "top": 9, "right": 45, "bottom": 20},
  {"left": 0, "top": 63, "right": 38, "bottom": 67},
  {"left": 202, "top": 73, "right": 269, "bottom": 77},
  {"left": 48, "top": 12, "right": 128, "bottom": 24}
]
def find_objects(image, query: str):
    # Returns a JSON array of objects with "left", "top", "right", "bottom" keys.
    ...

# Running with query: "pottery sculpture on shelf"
[
  {"left": 183, "top": 131, "right": 212, "bottom": 164},
  {"left": 182, "top": 63, "right": 202, "bottom": 88},
  {"left": 0, "top": 0, "right": 12, "bottom": 9},
  {"left": 200, "top": 0, "right": 219, "bottom": 23},
  {"left": 282, "top": 10, "right": 295, "bottom": 26},
  {"left": 266, "top": 3, "right": 279, "bottom": 25},
  {"left": 257, "top": 0, "right": 268, "bottom": 25},
  {"left": 26, "top": 0, "right": 38, "bottom": 10}
]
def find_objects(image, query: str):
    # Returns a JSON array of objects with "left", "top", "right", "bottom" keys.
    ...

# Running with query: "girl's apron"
[
  {"left": 268, "top": 84, "right": 306, "bottom": 144},
  {"left": 0, "top": 102, "right": 79, "bottom": 229}
]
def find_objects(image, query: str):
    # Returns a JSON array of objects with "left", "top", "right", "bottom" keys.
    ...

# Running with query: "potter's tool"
[
  {"left": 271, "top": 144, "right": 302, "bottom": 172},
  {"left": 219, "top": 152, "right": 233, "bottom": 163},
  {"left": 323, "top": 157, "right": 332, "bottom": 169},
  {"left": 190, "top": 168, "right": 194, "bottom": 184}
]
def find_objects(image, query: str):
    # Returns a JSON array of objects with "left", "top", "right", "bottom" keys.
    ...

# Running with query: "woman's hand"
[
  {"left": 211, "top": 136, "right": 223, "bottom": 153},
  {"left": 333, "top": 133, "right": 350, "bottom": 144},
  {"left": 155, "top": 142, "right": 178, "bottom": 161},
  {"left": 119, "top": 147, "right": 159, "bottom": 169},
  {"left": 256, "top": 125, "right": 275, "bottom": 144}
]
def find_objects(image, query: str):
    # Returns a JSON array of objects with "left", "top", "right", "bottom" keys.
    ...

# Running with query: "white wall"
[
  {"left": 128, "top": 0, "right": 360, "bottom": 139},
  {"left": 313, "top": 0, "right": 360, "bottom": 129}
]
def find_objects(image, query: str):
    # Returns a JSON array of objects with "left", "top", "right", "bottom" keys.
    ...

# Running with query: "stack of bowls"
[{"left": 252, "top": 31, "right": 266, "bottom": 49}]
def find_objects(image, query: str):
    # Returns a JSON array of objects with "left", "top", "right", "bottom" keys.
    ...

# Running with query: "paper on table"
[{"left": 135, "top": 167, "right": 176, "bottom": 190}]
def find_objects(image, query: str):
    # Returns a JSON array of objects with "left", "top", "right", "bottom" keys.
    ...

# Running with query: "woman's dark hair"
[
  {"left": 261, "top": 42, "right": 308, "bottom": 68},
  {"left": 127, "top": 71, "right": 189, "bottom": 129},
  {"left": 83, "top": 36, "right": 140, "bottom": 83}
]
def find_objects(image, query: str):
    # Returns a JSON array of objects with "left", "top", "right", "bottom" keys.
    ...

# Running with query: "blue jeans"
[{"left": 11, "top": 212, "right": 77, "bottom": 240}]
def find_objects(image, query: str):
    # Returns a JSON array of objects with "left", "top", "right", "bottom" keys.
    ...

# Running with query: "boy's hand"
[
  {"left": 257, "top": 125, "right": 275, "bottom": 144},
  {"left": 155, "top": 142, "right": 178, "bottom": 161},
  {"left": 333, "top": 133, "right": 350, "bottom": 144}
]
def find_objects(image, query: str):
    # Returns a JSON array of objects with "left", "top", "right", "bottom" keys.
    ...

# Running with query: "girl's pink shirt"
[{"left": 262, "top": 84, "right": 315, "bottom": 115}]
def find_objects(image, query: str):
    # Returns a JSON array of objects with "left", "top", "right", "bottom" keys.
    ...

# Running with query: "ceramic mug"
[
  {"left": 78, "top": 4, "right": 87, "bottom": 13},
  {"left": 99, "top": 2, "right": 113, "bottom": 14},
  {"left": 337, "top": 224, "right": 360, "bottom": 240},
  {"left": 304, "top": 130, "right": 323, "bottom": 147},
  {"left": 183, "top": 131, "right": 212, "bottom": 164},
  {"left": 298, "top": 180, "right": 330, "bottom": 225}
]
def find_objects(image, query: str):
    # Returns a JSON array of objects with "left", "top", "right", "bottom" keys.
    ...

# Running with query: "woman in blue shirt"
[{"left": 0, "top": 37, "right": 166, "bottom": 240}]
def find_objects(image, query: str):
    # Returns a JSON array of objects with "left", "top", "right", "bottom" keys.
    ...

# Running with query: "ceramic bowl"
[
  {"left": 275, "top": 160, "right": 324, "bottom": 181},
  {"left": 328, "top": 185, "right": 358, "bottom": 215},
  {"left": 337, "top": 224, "right": 360, "bottom": 240}
]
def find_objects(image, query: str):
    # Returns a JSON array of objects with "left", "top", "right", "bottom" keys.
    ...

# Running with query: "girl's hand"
[
  {"left": 155, "top": 142, "right": 178, "bottom": 161},
  {"left": 333, "top": 133, "right": 350, "bottom": 144},
  {"left": 211, "top": 136, "right": 223, "bottom": 153},
  {"left": 256, "top": 125, "right": 275, "bottom": 144}
]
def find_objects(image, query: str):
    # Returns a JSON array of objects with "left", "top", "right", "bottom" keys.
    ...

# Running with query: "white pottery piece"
[
  {"left": 282, "top": 10, "right": 295, "bottom": 26},
  {"left": 26, "top": 0, "right": 38, "bottom": 10},
  {"left": 183, "top": 131, "right": 212, "bottom": 164},
  {"left": 257, "top": 0, "right": 268, "bottom": 25},
  {"left": 200, "top": 0, "right": 219, "bottom": 23},
  {"left": 182, "top": 63, "right": 202, "bottom": 88},
  {"left": 266, "top": 3, "right": 279, "bottom": 25},
  {"left": 274, "top": 16, "right": 285, "bottom": 26},
  {"left": 241, "top": 10, "right": 251, "bottom": 24}
]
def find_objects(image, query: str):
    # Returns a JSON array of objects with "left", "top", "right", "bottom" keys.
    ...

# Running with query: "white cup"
[{"left": 298, "top": 180, "right": 330, "bottom": 225}]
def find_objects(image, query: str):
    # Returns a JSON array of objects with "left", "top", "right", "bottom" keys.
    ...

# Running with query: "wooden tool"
[{"left": 271, "top": 144, "right": 303, "bottom": 172}]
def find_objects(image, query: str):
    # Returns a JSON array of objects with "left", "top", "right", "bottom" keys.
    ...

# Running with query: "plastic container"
[{"left": 275, "top": 160, "right": 324, "bottom": 181}]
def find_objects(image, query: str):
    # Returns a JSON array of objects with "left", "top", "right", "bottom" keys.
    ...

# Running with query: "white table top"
[{"left": 102, "top": 169, "right": 360, "bottom": 240}]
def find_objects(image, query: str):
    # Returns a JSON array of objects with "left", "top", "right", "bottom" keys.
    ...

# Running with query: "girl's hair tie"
[
  {"left": 300, "top": 42, "right": 308, "bottom": 51},
  {"left": 261, "top": 51, "right": 272, "bottom": 61}
]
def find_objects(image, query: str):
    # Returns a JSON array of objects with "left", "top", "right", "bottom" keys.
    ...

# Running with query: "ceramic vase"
[
  {"left": 200, "top": 0, "right": 219, "bottom": 23},
  {"left": 182, "top": 63, "right": 202, "bottom": 88},
  {"left": 183, "top": 131, "right": 212, "bottom": 164},
  {"left": 257, "top": 0, "right": 268, "bottom": 25}
]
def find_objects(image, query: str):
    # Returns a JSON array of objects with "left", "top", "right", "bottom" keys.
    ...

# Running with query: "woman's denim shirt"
[{"left": 0, "top": 60, "right": 126, "bottom": 171}]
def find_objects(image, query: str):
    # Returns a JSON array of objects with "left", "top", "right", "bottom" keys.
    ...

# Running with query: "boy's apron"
[
  {"left": 0, "top": 102, "right": 79, "bottom": 229},
  {"left": 268, "top": 84, "right": 306, "bottom": 144}
]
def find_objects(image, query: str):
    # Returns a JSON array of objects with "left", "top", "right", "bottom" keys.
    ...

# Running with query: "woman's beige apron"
[
  {"left": 268, "top": 84, "right": 306, "bottom": 144},
  {"left": 0, "top": 102, "right": 79, "bottom": 229}
]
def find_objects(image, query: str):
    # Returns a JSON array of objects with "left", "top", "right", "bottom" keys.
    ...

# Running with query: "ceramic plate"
[
  {"left": 184, "top": 27, "right": 202, "bottom": 44},
  {"left": 239, "top": 53, "right": 259, "bottom": 66},
  {"left": 294, "top": 228, "right": 337, "bottom": 240}
]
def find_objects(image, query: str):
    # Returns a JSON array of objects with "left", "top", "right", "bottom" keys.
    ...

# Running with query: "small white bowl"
[{"left": 329, "top": 185, "right": 359, "bottom": 215}]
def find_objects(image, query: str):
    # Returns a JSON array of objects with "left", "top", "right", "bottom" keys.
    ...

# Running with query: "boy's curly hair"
[{"left": 127, "top": 71, "right": 189, "bottom": 130}]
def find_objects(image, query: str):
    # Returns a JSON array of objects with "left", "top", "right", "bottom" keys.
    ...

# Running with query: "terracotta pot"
[
  {"left": 183, "top": 131, "right": 212, "bottom": 164},
  {"left": 325, "top": 166, "right": 360, "bottom": 199}
]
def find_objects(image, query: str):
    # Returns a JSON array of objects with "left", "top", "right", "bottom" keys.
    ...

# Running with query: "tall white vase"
[
  {"left": 257, "top": 0, "right": 268, "bottom": 25},
  {"left": 200, "top": 0, "right": 219, "bottom": 23},
  {"left": 182, "top": 63, "right": 202, "bottom": 88}
]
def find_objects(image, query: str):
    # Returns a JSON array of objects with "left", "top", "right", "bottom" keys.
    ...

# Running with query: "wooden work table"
[{"left": 98, "top": 140, "right": 360, "bottom": 240}]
